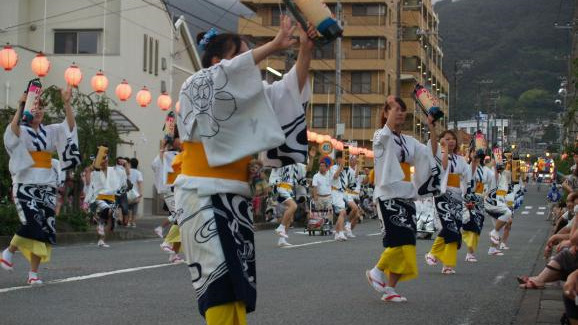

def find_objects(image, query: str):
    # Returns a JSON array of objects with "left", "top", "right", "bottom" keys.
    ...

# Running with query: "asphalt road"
[{"left": 0, "top": 185, "right": 551, "bottom": 325}]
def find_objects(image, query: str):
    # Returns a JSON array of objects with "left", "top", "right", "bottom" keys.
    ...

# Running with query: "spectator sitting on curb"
[{"left": 516, "top": 192, "right": 578, "bottom": 289}]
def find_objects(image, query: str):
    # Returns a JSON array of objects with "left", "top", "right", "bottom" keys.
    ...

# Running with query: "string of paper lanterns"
[
  {"left": 1, "top": 44, "right": 175, "bottom": 110},
  {"left": 306, "top": 130, "right": 374, "bottom": 158}
]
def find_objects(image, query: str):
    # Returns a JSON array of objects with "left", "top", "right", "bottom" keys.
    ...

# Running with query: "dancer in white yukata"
[
  {"left": 1, "top": 85, "right": 79, "bottom": 284},
  {"left": 175, "top": 16, "right": 315, "bottom": 324}
]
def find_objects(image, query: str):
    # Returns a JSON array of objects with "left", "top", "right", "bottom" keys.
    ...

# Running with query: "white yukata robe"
[{"left": 175, "top": 50, "right": 310, "bottom": 317}]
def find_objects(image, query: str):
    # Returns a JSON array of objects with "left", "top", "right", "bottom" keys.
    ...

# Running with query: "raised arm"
[
  {"left": 427, "top": 115, "right": 437, "bottom": 157},
  {"left": 62, "top": 86, "right": 75, "bottom": 132},
  {"left": 10, "top": 92, "right": 26, "bottom": 137},
  {"left": 295, "top": 23, "right": 315, "bottom": 92},
  {"left": 252, "top": 15, "right": 297, "bottom": 65}
]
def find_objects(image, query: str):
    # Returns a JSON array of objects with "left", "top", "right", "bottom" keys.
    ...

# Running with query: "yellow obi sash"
[
  {"left": 496, "top": 190, "right": 507, "bottom": 197},
  {"left": 181, "top": 142, "right": 250, "bottom": 182},
  {"left": 475, "top": 183, "right": 484, "bottom": 194},
  {"left": 400, "top": 162, "right": 411, "bottom": 182},
  {"left": 29, "top": 151, "right": 52, "bottom": 169},
  {"left": 96, "top": 194, "right": 115, "bottom": 201},
  {"left": 278, "top": 183, "right": 293, "bottom": 190},
  {"left": 167, "top": 173, "right": 178, "bottom": 185},
  {"left": 167, "top": 153, "right": 183, "bottom": 185},
  {"left": 447, "top": 173, "right": 460, "bottom": 188}
]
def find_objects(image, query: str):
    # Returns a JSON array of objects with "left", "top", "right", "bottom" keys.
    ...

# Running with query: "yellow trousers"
[
  {"left": 429, "top": 236, "right": 458, "bottom": 267},
  {"left": 376, "top": 245, "right": 418, "bottom": 282},
  {"left": 10, "top": 235, "right": 52, "bottom": 264},
  {"left": 164, "top": 225, "right": 182, "bottom": 252},
  {"left": 462, "top": 231, "right": 479, "bottom": 252},
  {"left": 205, "top": 301, "right": 247, "bottom": 325}
]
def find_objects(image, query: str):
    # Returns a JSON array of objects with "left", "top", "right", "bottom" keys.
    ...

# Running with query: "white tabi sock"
[{"left": 2, "top": 249, "right": 13, "bottom": 263}]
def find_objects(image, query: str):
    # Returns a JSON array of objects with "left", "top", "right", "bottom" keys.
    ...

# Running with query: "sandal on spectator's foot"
[
  {"left": 516, "top": 275, "right": 529, "bottom": 284},
  {"left": 518, "top": 279, "right": 544, "bottom": 289}
]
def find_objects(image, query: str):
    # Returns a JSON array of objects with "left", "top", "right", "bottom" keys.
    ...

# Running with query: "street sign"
[{"left": 319, "top": 141, "right": 333, "bottom": 155}]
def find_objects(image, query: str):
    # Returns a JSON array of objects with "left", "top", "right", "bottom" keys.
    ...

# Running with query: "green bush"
[
  {"left": 57, "top": 210, "right": 91, "bottom": 232},
  {"left": 0, "top": 203, "right": 91, "bottom": 236},
  {"left": 0, "top": 204, "right": 21, "bottom": 236}
]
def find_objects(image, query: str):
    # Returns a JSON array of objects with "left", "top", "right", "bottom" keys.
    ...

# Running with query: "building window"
[
  {"left": 352, "top": 105, "right": 372, "bottom": 128},
  {"left": 271, "top": 6, "right": 281, "bottom": 26},
  {"left": 312, "top": 104, "right": 334, "bottom": 128},
  {"left": 313, "top": 71, "right": 335, "bottom": 94},
  {"left": 402, "top": 56, "right": 419, "bottom": 72},
  {"left": 402, "top": 26, "right": 419, "bottom": 41},
  {"left": 352, "top": 37, "right": 385, "bottom": 50},
  {"left": 314, "top": 42, "right": 335, "bottom": 60},
  {"left": 352, "top": 4, "right": 386, "bottom": 16},
  {"left": 143, "top": 34, "right": 148, "bottom": 71},
  {"left": 351, "top": 72, "right": 371, "bottom": 94},
  {"left": 143, "top": 34, "right": 160, "bottom": 75},
  {"left": 54, "top": 30, "right": 101, "bottom": 54}
]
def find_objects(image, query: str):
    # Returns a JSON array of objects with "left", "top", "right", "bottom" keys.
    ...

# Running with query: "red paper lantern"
[
  {"left": 31, "top": 52, "right": 50, "bottom": 77},
  {"left": 308, "top": 131, "right": 317, "bottom": 142},
  {"left": 157, "top": 92, "right": 172, "bottom": 111},
  {"left": 136, "top": 86, "right": 152, "bottom": 107},
  {"left": 115, "top": 79, "right": 132, "bottom": 101},
  {"left": 91, "top": 70, "right": 109, "bottom": 93},
  {"left": 0, "top": 44, "right": 18, "bottom": 71},
  {"left": 64, "top": 63, "right": 82, "bottom": 87}
]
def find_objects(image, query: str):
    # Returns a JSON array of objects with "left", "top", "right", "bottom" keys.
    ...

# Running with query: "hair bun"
[{"left": 198, "top": 28, "right": 219, "bottom": 50}]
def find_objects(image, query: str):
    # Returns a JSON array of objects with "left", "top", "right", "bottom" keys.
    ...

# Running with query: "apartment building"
[
  {"left": 401, "top": 0, "right": 449, "bottom": 141},
  {"left": 239, "top": 0, "right": 449, "bottom": 148},
  {"left": 0, "top": 0, "right": 201, "bottom": 215}
]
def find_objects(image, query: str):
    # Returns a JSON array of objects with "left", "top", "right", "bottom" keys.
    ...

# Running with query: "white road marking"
[
  {"left": 0, "top": 263, "right": 175, "bottom": 294},
  {"left": 528, "top": 230, "right": 540, "bottom": 243},
  {"left": 537, "top": 212, "right": 545, "bottom": 215},
  {"left": 281, "top": 239, "right": 336, "bottom": 249},
  {"left": 525, "top": 206, "right": 533, "bottom": 210},
  {"left": 521, "top": 211, "right": 529, "bottom": 215},
  {"left": 457, "top": 306, "right": 480, "bottom": 325},
  {"left": 367, "top": 233, "right": 383, "bottom": 237},
  {"left": 493, "top": 271, "right": 509, "bottom": 285},
  {"left": 538, "top": 207, "right": 546, "bottom": 210}
]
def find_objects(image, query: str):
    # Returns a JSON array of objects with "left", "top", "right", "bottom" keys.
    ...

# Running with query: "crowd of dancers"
[{"left": 0, "top": 16, "right": 530, "bottom": 325}]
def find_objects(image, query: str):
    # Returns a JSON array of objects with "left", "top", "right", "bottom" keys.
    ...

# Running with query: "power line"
[
  {"left": 154, "top": 0, "right": 379, "bottom": 107},
  {"left": 0, "top": 2, "right": 104, "bottom": 31}
]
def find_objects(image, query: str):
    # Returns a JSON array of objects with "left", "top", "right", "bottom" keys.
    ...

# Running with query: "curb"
[
  {"left": 0, "top": 222, "right": 280, "bottom": 247},
  {"left": 513, "top": 227, "right": 560, "bottom": 325}
]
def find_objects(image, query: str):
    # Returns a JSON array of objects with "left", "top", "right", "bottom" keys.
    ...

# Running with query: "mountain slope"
[{"left": 435, "top": 0, "right": 574, "bottom": 121}]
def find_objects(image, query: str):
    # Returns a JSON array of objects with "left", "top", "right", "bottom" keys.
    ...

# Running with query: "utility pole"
[
  {"left": 453, "top": 59, "right": 474, "bottom": 128},
  {"left": 335, "top": 0, "right": 343, "bottom": 139},
  {"left": 395, "top": 0, "right": 401, "bottom": 97}
]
